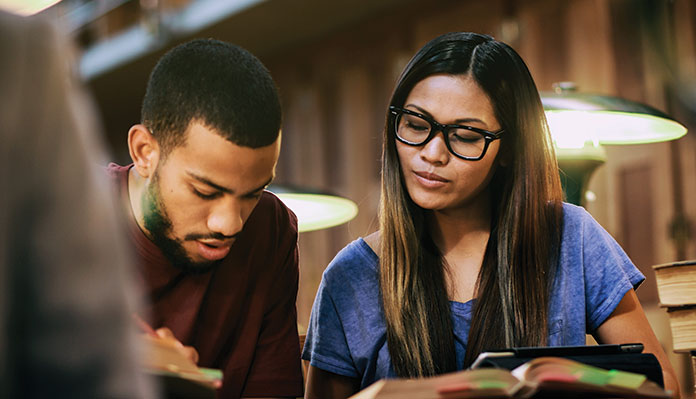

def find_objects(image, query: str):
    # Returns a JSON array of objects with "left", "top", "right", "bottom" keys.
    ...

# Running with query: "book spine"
[{"left": 691, "top": 351, "right": 696, "bottom": 396}]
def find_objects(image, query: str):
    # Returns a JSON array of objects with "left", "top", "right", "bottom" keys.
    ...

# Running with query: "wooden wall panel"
[
  {"left": 670, "top": 0, "right": 696, "bottom": 262},
  {"left": 517, "top": 0, "right": 570, "bottom": 92},
  {"left": 673, "top": 0, "right": 696, "bottom": 79},
  {"left": 619, "top": 163, "right": 658, "bottom": 304},
  {"left": 412, "top": 0, "right": 505, "bottom": 48},
  {"left": 608, "top": 0, "right": 647, "bottom": 103},
  {"left": 680, "top": 133, "right": 696, "bottom": 261},
  {"left": 566, "top": 0, "right": 616, "bottom": 93}
]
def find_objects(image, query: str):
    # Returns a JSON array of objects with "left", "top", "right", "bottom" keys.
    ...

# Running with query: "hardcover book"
[
  {"left": 653, "top": 260, "right": 696, "bottom": 306},
  {"left": 664, "top": 305, "right": 696, "bottom": 353}
]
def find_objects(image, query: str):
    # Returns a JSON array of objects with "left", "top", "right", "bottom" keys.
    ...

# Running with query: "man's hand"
[{"left": 154, "top": 327, "right": 199, "bottom": 364}]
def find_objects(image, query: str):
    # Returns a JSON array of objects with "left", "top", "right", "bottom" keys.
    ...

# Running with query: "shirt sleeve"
[
  {"left": 240, "top": 217, "right": 304, "bottom": 398},
  {"left": 578, "top": 207, "right": 645, "bottom": 332},
  {"left": 302, "top": 267, "right": 359, "bottom": 378}
]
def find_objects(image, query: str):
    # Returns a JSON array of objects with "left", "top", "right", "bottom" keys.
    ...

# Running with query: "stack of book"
[{"left": 653, "top": 260, "right": 696, "bottom": 352}]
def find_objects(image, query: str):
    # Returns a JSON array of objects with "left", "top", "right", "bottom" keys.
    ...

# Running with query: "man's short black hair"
[{"left": 141, "top": 38, "right": 281, "bottom": 153}]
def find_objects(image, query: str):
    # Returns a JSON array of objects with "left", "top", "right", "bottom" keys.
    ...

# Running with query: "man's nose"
[{"left": 207, "top": 199, "right": 244, "bottom": 238}]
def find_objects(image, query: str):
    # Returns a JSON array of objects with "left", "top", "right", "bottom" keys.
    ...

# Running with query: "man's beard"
[{"left": 142, "top": 171, "right": 221, "bottom": 274}]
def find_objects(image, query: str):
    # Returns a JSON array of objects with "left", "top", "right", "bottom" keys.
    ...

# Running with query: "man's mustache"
[{"left": 183, "top": 232, "right": 237, "bottom": 241}]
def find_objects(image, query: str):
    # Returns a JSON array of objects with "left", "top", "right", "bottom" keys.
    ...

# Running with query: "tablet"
[{"left": 469, "top": 343, "right": 663, "bottom": 387}]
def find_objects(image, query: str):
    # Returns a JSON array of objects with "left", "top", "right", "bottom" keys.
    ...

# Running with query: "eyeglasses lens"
[{"left": 395, "top": 112, "right": 487, "bottom": 158}]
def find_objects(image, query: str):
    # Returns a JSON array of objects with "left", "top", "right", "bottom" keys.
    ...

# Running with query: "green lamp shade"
[
  {"left": 541, "top": 86, "right": 688, "bottom": 206},
  {"left": 546, "top": 110, "right": 687, "bottom": 148},
  {"left": 542, "top": 91, "right": 687, "bottom": 148},
  {"left": 274, "top": 193, "right": 358, "bottom": 233},
  {"left": 0, "top": 0, "right": 61, "bottom": 15}
]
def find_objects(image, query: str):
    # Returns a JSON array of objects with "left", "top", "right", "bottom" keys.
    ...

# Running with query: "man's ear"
[{"left": 128, "top": 124, "right": 160, "bottom": 179}]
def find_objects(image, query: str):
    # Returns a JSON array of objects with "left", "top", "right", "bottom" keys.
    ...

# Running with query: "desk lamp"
[
  {"left": 542, "top": 82, "right": 687, "bottom": 205},
  {"left": 268, "top": 185, "right": 359, "bottom": 233},
  {"left": 0, "top": 0, "right": 61, "bottom": 15}
]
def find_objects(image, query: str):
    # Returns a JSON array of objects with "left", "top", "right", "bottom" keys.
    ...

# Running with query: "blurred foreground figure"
[{"left": 0, "top": 11, "right": 155, "bottom": 398}]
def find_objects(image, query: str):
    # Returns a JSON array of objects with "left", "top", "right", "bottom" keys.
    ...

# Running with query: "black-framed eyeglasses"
[{"left": 389, "top": 106, "right": 504, "bottom": 161}]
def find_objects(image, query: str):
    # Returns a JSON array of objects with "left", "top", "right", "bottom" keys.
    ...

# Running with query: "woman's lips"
[{"left": 413, "top": 171, "right": 449, "bottom": 188}]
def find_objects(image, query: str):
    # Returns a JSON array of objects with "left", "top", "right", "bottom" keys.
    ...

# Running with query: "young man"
[{"left": 107, "top": 39, "right": 303, "bottom": 398}]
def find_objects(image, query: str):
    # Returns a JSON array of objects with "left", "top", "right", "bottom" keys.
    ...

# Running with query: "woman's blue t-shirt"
[{"left": 302, "top": 203, "right": 644, "bottom": 389}]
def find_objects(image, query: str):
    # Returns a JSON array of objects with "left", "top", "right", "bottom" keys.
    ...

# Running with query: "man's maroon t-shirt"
[{"left": 107, "top": 163, "right": 304, "bottom": 398}]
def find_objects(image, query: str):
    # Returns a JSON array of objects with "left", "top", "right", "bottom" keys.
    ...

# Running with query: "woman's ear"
[
  {"left": 127, "top": 124, "right": 160, "bottom": 178},
  {"left": 498, "top": 155, "right": 509, "bottom": 168},
  {"left": 497, "top": 142, "right": 511, "bottom": 167}
]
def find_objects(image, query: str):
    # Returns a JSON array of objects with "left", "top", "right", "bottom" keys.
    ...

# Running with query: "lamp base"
[{"left": 558, "top": 158, "right": 605, "bottom": 206}]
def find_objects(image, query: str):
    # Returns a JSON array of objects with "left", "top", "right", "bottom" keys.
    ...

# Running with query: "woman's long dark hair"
[{"left": 379, "top": 32, "right": 564, "bottom": 377}]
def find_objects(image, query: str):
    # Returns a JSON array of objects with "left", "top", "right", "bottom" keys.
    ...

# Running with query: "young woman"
[{"left": 302, "top": 32, "right": 679, "bottom": 398}]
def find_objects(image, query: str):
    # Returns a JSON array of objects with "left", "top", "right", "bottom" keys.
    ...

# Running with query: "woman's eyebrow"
[{"left": 404, "top": 103, "right": 487, "bottom": 126}]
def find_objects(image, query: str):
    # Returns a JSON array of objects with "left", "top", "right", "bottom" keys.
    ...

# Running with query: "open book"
[
  {"left": 142, "top": 334, "right": 223, "bottom": 396},
  {"left": 349, "top": 357, "right": 671, "bottom": 398}
]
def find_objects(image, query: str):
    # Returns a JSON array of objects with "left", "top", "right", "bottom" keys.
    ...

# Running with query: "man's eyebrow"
[
  {"left": 244, "top": 176, "right": 274, "bottom": 196},
  {"left": 186, "top": 172, "right": 273, "bottom": 196}
]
